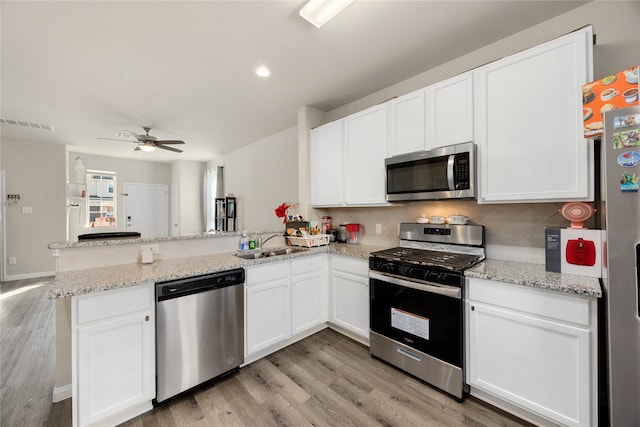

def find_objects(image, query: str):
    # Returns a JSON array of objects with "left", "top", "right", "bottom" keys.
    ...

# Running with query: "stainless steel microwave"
[{"left": 385, "top": 142, "right": 476, "bottom": 201}]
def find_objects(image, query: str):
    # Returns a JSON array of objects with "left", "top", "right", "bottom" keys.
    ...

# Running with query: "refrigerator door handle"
[{"left": 636, "top": 243, "right": 639, "bottom": 317}]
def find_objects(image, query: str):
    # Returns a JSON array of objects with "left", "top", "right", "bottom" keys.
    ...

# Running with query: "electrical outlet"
[
  {"left": 21, "top": 206, "right": 33, "bottom": 214},
  {"left": 375, "top": 224, "right": 382, "bottom": 234},
  {"left": 8, "top": 257, "right": 16, "bottom": 265}
]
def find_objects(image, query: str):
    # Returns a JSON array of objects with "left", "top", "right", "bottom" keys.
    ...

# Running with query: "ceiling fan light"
[
  {"left": 300, "top": 0, "right": 354, "bottom": 28},
  {"left": 139, "top": 143, "right": 156, "bottom": 152}
]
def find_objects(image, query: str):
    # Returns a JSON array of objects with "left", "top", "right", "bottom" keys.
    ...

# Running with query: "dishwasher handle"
[{"left": 156, "top": 268, "right": 245, "bottom": 301}]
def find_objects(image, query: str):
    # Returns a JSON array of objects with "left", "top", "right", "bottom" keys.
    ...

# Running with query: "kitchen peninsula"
[{"left": 49, "top": 229, "right": 601, "bottom": 427}]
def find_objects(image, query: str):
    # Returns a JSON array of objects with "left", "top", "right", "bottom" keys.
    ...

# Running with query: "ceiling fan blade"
[
  {"left": 157, "top": 144, "right": 183, "bottom": 153},
  {"left": 97, "top": 137, "right": 138, "bottom": 143},
  {"left": 122, "top": 130, "right": 144, "bottom": 140},
  {"left": 155, "top": 140, "right": 185, "bottom": 144}
]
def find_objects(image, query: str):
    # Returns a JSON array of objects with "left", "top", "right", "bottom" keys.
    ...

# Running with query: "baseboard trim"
[
  {"left": 4, "top": 270, "right": 55, "bottom": 282},
  {"left": 52, "top": 384, "right": 72, "bottom": 402}
]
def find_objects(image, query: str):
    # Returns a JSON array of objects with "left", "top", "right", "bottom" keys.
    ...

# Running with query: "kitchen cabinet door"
[
  {"left": 73, "top": 283, "right": 154, "bottom": 427},
  {"left": 466, "top": 278, "right": 596, "bottom": 427},
  {"left": 310, "top": 120, "right": 344, "bottom": 207},
  {"left": 245, "top": 263, "right": 291, "bottom": 356},
  {"left": 343, "top": 104, "right": 389, "bottom": 205},
  {"left": 429, "top": 72, "right": 474, "bottom": 149},
  {"left": 330, "top": 256, "right": 369, "bottom": 341},
  {"left": 475, "top": 27, "right": 593, "bottom": 203},
  {"left": 291, "top": 256, "right": 328, "bottom": 335},
  {"left": 388, "top": 89, "right": 426, "bottom": 156}
]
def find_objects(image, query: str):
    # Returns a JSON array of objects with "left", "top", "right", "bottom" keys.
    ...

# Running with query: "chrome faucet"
[{"left": 258, "top": 233, "right": 282, "bottom": 250}]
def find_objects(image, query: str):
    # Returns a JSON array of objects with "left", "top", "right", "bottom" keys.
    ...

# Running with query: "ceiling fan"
[{"left": 99, "top": 126, "right": 185, "bottom": 153}]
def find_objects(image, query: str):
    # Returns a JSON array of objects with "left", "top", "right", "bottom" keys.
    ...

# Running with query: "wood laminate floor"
[{"left": 1, "top": 278, "right": 532, "bottom": 427}]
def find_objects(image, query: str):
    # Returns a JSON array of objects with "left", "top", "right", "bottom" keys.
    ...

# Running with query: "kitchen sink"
[{"left": 235, "top": 247, "right": 309, "bottom": 259}]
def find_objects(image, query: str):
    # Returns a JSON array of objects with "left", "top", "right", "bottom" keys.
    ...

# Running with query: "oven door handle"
[{"left": 369, "top": 271, "right": 461, "bottom": 299}]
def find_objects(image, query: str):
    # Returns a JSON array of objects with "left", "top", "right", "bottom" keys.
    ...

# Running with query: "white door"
[
  {"left": 170, "top": 183, "right": 179, "bottom": 236},
  {"left": 123, "top": 183, "right": 168, "bottom": 238}
]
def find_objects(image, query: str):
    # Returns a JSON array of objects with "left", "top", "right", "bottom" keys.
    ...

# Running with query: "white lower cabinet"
[
  {"left": 291, "top": 255, "right": 329, "bottom": 334},
  {"left": 72, "top": 282, "right": 155, "bottom": 427},
  {"left": 330, "top": 255, "right": 370, "bottom": 342},
  {"left": 466, "top": 278, "right": 597, "bottom": 427},
  {"left": 245, "top": 262, "right": 292, "bottom": 356},
  {"left": 245, "top": 255, "right": 329, "bottom": 359}
]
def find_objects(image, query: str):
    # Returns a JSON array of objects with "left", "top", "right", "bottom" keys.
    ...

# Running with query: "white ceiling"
[{"left": 1, "top": 1, "right": 588, "bottom": 163}]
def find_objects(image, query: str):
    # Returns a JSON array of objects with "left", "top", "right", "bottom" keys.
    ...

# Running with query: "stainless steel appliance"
[
  {"left": 369, "top": 223, "right": 485, "bottom": 400},
  {"left": 155, "top": 268, "right": 245, "bottom": 403},
  {"left": 385, "top": 142, "right": 476, "bottom": 201},
  {"left": 336, "top": 224, "right": 348, "bottom": 243},
  {"left": 601, "top": 106, "right": 640, "bottom": 425}
]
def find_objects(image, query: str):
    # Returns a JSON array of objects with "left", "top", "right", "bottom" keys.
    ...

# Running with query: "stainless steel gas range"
[{"left": 369, "top": 223, "right": 485, "bottom": 400}]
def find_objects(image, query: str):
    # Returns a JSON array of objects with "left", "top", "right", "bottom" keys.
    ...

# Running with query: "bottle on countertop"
[
  {"left": 239, "top": 230, "right": 249, "bottom": 251},
  {"left": 248, "top": 234, "right": 257, "bottom": 250}
]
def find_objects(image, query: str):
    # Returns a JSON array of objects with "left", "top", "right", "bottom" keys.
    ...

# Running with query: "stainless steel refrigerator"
[{"left": 601, "top": 105, "right": 640, "bottom": 426}]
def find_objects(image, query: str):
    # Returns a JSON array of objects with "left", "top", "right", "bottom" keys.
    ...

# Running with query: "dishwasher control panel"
[{"left": 156, "top": 268, "right": 245, "bottom": 301}]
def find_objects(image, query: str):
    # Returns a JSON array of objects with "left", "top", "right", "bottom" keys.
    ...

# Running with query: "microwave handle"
[{"left": 447, "top": 154, "right": 455, "bottom": 190}]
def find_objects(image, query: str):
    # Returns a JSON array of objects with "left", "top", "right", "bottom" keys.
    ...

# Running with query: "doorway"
[
  {"left": 123, "top": 183, "right": 168, "bottom": 238},
  {"left": 1, "top": 170, "right": 5, "bottom": 281}
]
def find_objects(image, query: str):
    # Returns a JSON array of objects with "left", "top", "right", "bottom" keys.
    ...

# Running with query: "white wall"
[
  {"left": 212, "top": 126, "right": 298, "bottom": 231},
  {"left": 1, "top": 138, "right": 66, "bottom": 279},
  {"left": 171, "top": 159, "right": 205, "bottom": 235},
  {"left": 326, "top": 2, "right": 640, "bottom": 122}
]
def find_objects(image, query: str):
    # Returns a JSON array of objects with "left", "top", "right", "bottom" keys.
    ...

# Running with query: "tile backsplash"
[{"left": 312, "top": 201, "right": 595, "bottom": 248}]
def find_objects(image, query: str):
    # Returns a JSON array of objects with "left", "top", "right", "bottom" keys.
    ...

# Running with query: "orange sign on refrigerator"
[{"left": 583, "top": 65, "right": 639, "bottom": 138}]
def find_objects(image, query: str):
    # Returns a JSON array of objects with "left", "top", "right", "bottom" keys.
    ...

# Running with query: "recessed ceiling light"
[{"left": 256, "top": 66, "right": 271, "bottom": 77}]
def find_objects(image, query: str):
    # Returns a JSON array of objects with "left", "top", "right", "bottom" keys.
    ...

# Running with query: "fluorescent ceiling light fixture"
[
  {"left": 256, "top": 66, "right": 271, "bottom": 77},
  {"left": 299, "top": 0, "right": 354, "bottom": 29},
  {"left": 139, "top": 143, "right": 156, "bottom": 152}
]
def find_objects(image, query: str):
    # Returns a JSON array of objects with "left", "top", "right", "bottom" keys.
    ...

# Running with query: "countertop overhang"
[
  {"left": 465, "top": 259, "right": 602, "bottom": 298},
  {"left": 48, "top": 243, "right": 384, "bottom": 299},
  {"left": 49, "top": 244, "right": 602, "bottom": 299}
]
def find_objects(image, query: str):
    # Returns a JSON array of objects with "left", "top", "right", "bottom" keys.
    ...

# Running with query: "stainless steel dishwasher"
[{"left": 155, "top": 268, "right": 244, "bottom": 403}]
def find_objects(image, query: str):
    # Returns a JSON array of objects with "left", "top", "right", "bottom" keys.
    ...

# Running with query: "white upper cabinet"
[
  {"left": 388, "top": 89, "right": 426, "bottom": 156},
  {"left": 387, "top": 72, "right": 473, "bottom": 157},
  {"left": 429, "top": 71, "right": 474, "bottom": 148},
  {"left": 343, "top": 103, "right": 389, "bottom": 205},
  {"left": 310, "top": 120, "right": 344, "bottom": 207},
  {"left": 310, "top": 107, "right": 389, "bottom": 207},
  {"left": 475, "top": 27, "right": 593, "bottom": 203}
]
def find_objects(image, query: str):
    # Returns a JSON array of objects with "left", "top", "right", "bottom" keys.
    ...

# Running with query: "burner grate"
[{"left": 371, "top": 247, "right": 482, "bottom": 271}]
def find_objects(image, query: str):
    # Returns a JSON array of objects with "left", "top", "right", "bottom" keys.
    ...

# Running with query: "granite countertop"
[
  {"left": 48, "top": 243, "right": 384, "bottom": 299},
  {"left": 48, "top": 229, "right": 280, "bottom": 249},
  {"left": 465, "top": 259, "right": 602, "bottom": 298}
]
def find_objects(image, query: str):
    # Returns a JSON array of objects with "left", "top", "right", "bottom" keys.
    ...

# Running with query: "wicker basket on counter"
[{"left": 286, "top": 234, "right": 330, "bottom": 247}]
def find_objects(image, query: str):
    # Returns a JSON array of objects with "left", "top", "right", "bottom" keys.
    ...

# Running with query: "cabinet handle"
[
  {"left": 471, "top": 306, "right": 475, "bottom": 311},
  {"left": 145, "top": 315, "right": 150, "bottom": 321}
]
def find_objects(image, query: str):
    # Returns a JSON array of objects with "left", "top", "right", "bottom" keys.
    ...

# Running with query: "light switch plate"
[{"left": 21, "top": 206, "right": 33, "bottom": 214}]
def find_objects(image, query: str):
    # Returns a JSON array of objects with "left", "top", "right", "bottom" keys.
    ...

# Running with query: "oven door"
[{"left": 369, "top": 271, "right": 463, "bottom": 368}]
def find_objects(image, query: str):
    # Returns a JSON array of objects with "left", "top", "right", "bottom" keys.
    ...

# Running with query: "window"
[{"left": 86, "top": 170, "right": 116, "bottom": 227}]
